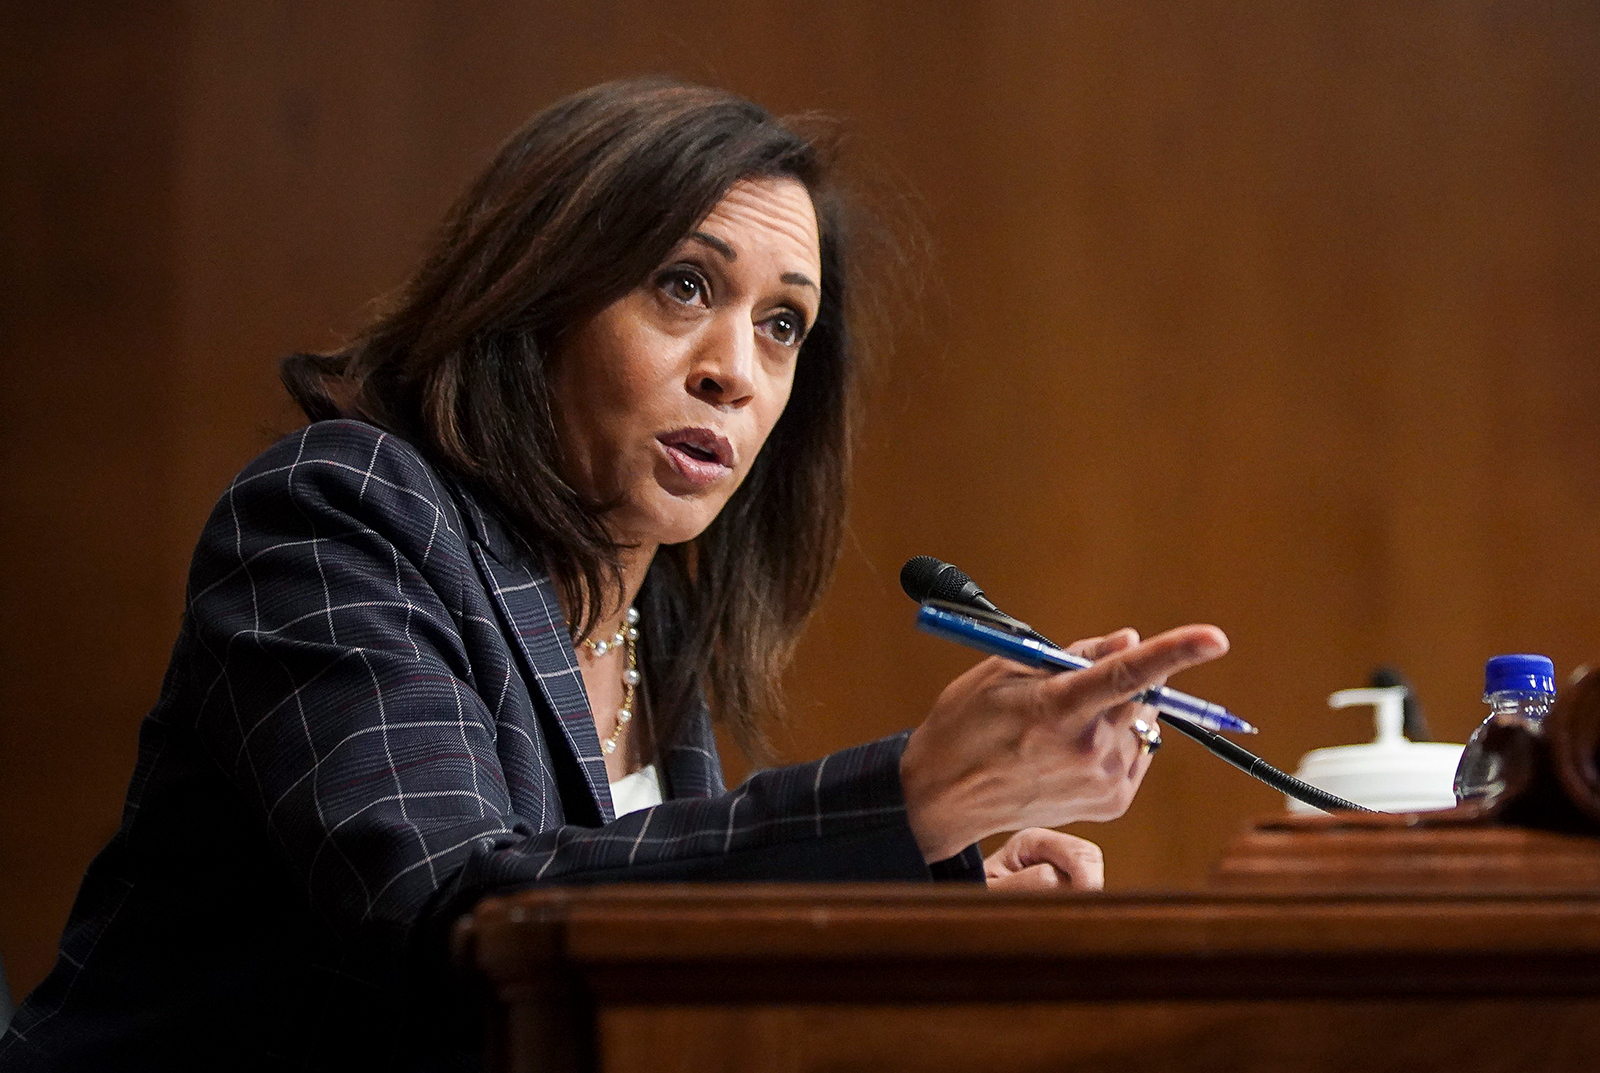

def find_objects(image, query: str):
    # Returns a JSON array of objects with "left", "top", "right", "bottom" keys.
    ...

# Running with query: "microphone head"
[{"left": 900, "top": 556, "right": 985, "bottom": 605}]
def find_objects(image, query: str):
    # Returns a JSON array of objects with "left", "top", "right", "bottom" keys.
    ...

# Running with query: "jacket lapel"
[
  {"left": 447, "top": 481, "right": 729, "bottom": 819},
  {"left": 449, "top": 487, "right": 615, "bottom": 824},
  {"left": 473, "top": 545, "right": 615, "bottom": 823}
]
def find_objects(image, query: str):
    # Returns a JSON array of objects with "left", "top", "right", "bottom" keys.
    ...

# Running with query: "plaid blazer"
[{"left": 2, "top": 420, "right": 979, "bottom": 1072}]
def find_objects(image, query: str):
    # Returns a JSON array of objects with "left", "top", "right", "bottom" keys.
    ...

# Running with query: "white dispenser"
[{"left": 1287, "top": 686, "right": 1465, "bottom": 814}]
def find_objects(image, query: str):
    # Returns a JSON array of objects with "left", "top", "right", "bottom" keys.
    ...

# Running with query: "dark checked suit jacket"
[{"left": 0, "top": 420, "right": 981, "bottom": 1073}]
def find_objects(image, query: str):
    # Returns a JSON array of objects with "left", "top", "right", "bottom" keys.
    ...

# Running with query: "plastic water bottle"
[{"left": 1451, "top": 654, "right": 1556, "bottom": 804}]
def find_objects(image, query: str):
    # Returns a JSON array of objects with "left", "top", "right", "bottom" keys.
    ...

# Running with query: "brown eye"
[
  {"left": 765, "top": 310, "right": 805, "bottom": 347},
  {"left": 660, "top": 268, "right": 706, "bottom": 305}
]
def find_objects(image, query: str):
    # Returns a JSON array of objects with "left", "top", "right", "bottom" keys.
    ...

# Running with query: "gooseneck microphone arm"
[{"left": 899, "top": 556, "right": 1370, "bottom": 814}]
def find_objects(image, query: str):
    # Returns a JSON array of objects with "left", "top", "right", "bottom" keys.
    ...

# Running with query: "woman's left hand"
[{"left": 984, "top": 828, "right": 1105, "bottom": 891}]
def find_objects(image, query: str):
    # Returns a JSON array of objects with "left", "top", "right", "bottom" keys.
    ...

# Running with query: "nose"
[{"left": 686, "top": 315, "right": 756, "bottom": 409}]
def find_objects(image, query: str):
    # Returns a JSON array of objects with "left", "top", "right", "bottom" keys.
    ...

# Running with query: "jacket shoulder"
[
  {"left": 236, "top": 420, "right": 441, "bottom": 497},
  {"left": 187, "top": 421, "right": 471, "bottom": 590},
  {"left": 234, "top": 419, "right": 459, "bottom": 518}
]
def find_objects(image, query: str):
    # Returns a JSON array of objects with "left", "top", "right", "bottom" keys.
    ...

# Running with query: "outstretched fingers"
[
  {"left": 1043, "top": 624, "right": 1229, "bottom": 716},
  {"left": 1067, "top": 627, "right": 1139, "bottom": 660}
]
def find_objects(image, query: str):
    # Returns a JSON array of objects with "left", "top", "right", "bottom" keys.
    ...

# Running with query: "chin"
[
  {"left": 629, "top": 493, "right": 726, "bottom": 548},
  {"left": 660, "top": 508, "right": 722, "bottom": 547}
]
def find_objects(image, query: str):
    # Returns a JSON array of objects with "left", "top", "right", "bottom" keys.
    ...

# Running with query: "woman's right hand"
[{"left": 898, "top": 623, "right": 1229, "bottom": 863}]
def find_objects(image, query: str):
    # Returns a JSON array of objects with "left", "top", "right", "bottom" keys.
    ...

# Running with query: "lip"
[{"left": 656, "top": 427, "right": 735, "bottom": 489}]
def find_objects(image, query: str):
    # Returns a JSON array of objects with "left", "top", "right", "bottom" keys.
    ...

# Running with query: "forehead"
[{"left": 695, "top": 177, "right": 821, "bottom": 280}]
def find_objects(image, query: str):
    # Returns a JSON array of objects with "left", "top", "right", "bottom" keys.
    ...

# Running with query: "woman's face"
[{"left": 549, "top": 176, "right": 823, "bottom": 550}]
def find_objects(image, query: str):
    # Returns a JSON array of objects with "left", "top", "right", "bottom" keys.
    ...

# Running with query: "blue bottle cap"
[{"left": 1484, "top": 654, "right": 1556, "bottom": 697}]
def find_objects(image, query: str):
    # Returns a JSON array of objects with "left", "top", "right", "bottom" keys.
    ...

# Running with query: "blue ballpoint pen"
[{"left": 916, "top": 602, "right": 1257, "bottom": 735}]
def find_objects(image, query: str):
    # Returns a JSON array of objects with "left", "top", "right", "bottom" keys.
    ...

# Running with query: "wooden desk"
[
  {"left": 455, "top": 882, "right": 1600, "bottom": 1072},
  {"left": 457, "top": 675, "right": 1600, "bottom": 1071}
]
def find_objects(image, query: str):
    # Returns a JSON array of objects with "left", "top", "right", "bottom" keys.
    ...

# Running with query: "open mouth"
[
  {"left": 657, "top": 428, "right": 733, "bottom": 469},
  {"left": 657, "top": 428, "right": 734, "bottom": 488},
  {"left": 674, "top": 441, "right": 720, "bottom": 463}
]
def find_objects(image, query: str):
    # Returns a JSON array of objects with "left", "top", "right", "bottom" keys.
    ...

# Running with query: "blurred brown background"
[{"left": 3, "top": 1, "right": 1598, "bottom": 1001}]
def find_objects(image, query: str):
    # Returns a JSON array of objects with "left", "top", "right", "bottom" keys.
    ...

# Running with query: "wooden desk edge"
[{"left": 457, "top": 884, "right": 1600, "bottom": 1003}]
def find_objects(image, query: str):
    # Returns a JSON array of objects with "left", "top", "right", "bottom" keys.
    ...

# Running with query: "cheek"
[
  {"left": 557, "top": 322, "right": 674, "bottom": 452},
  {"left": 574, "top": 340, "right": 650, "bottom": 417},
  {"left": 756, "top": 369, "right": 798, "bottom": 442}
]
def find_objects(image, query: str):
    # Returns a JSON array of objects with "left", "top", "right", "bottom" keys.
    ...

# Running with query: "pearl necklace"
[{"left": 580, "top": 607, "right": 640, "bottom": 756}]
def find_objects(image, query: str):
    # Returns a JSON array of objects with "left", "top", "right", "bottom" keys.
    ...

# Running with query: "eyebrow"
[
  {"left": 689, "top": 231, "right": 736, "bottom": 261},
  {"left": 689, "top": 231, "right": 819, "bottom": 292}
]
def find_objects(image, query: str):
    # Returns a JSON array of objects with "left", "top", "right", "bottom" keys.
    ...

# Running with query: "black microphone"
[
  {"left": 899, "top": 556, "right": 1003, "bottom": 613},
  {"left": 899, "top": 556, "right": 1042, "bottom": 636},
  {"left": 899, "top": 555, "right": 1370, "bottom": 814}
]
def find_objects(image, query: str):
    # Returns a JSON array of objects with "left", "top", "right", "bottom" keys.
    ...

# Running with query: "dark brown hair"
[{"left": 281, "top": 79, "right": 863, "bottom": 759}]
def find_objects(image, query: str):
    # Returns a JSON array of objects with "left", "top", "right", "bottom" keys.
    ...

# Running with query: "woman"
[{"left": 0, "top": 80, "right": 1226, "bottom": 1070}]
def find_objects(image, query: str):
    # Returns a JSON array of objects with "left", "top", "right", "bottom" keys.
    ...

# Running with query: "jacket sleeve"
[{"left": 179, "top": 422, "right": 979, "bottom": 969}]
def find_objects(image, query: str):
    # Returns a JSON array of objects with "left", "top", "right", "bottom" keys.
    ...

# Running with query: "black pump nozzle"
[{"left": 1370, "top": 665, "right": 1431, "bottom": 741}]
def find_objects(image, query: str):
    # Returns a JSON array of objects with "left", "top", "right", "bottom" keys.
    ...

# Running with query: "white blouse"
[{"left": 608, "top": 762, "right": 664, "bottom": 817}]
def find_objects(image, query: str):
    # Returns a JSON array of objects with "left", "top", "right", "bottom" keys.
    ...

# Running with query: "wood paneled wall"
[{"left": 3, "top": 1, "right": 1598, "bottom": 999}]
